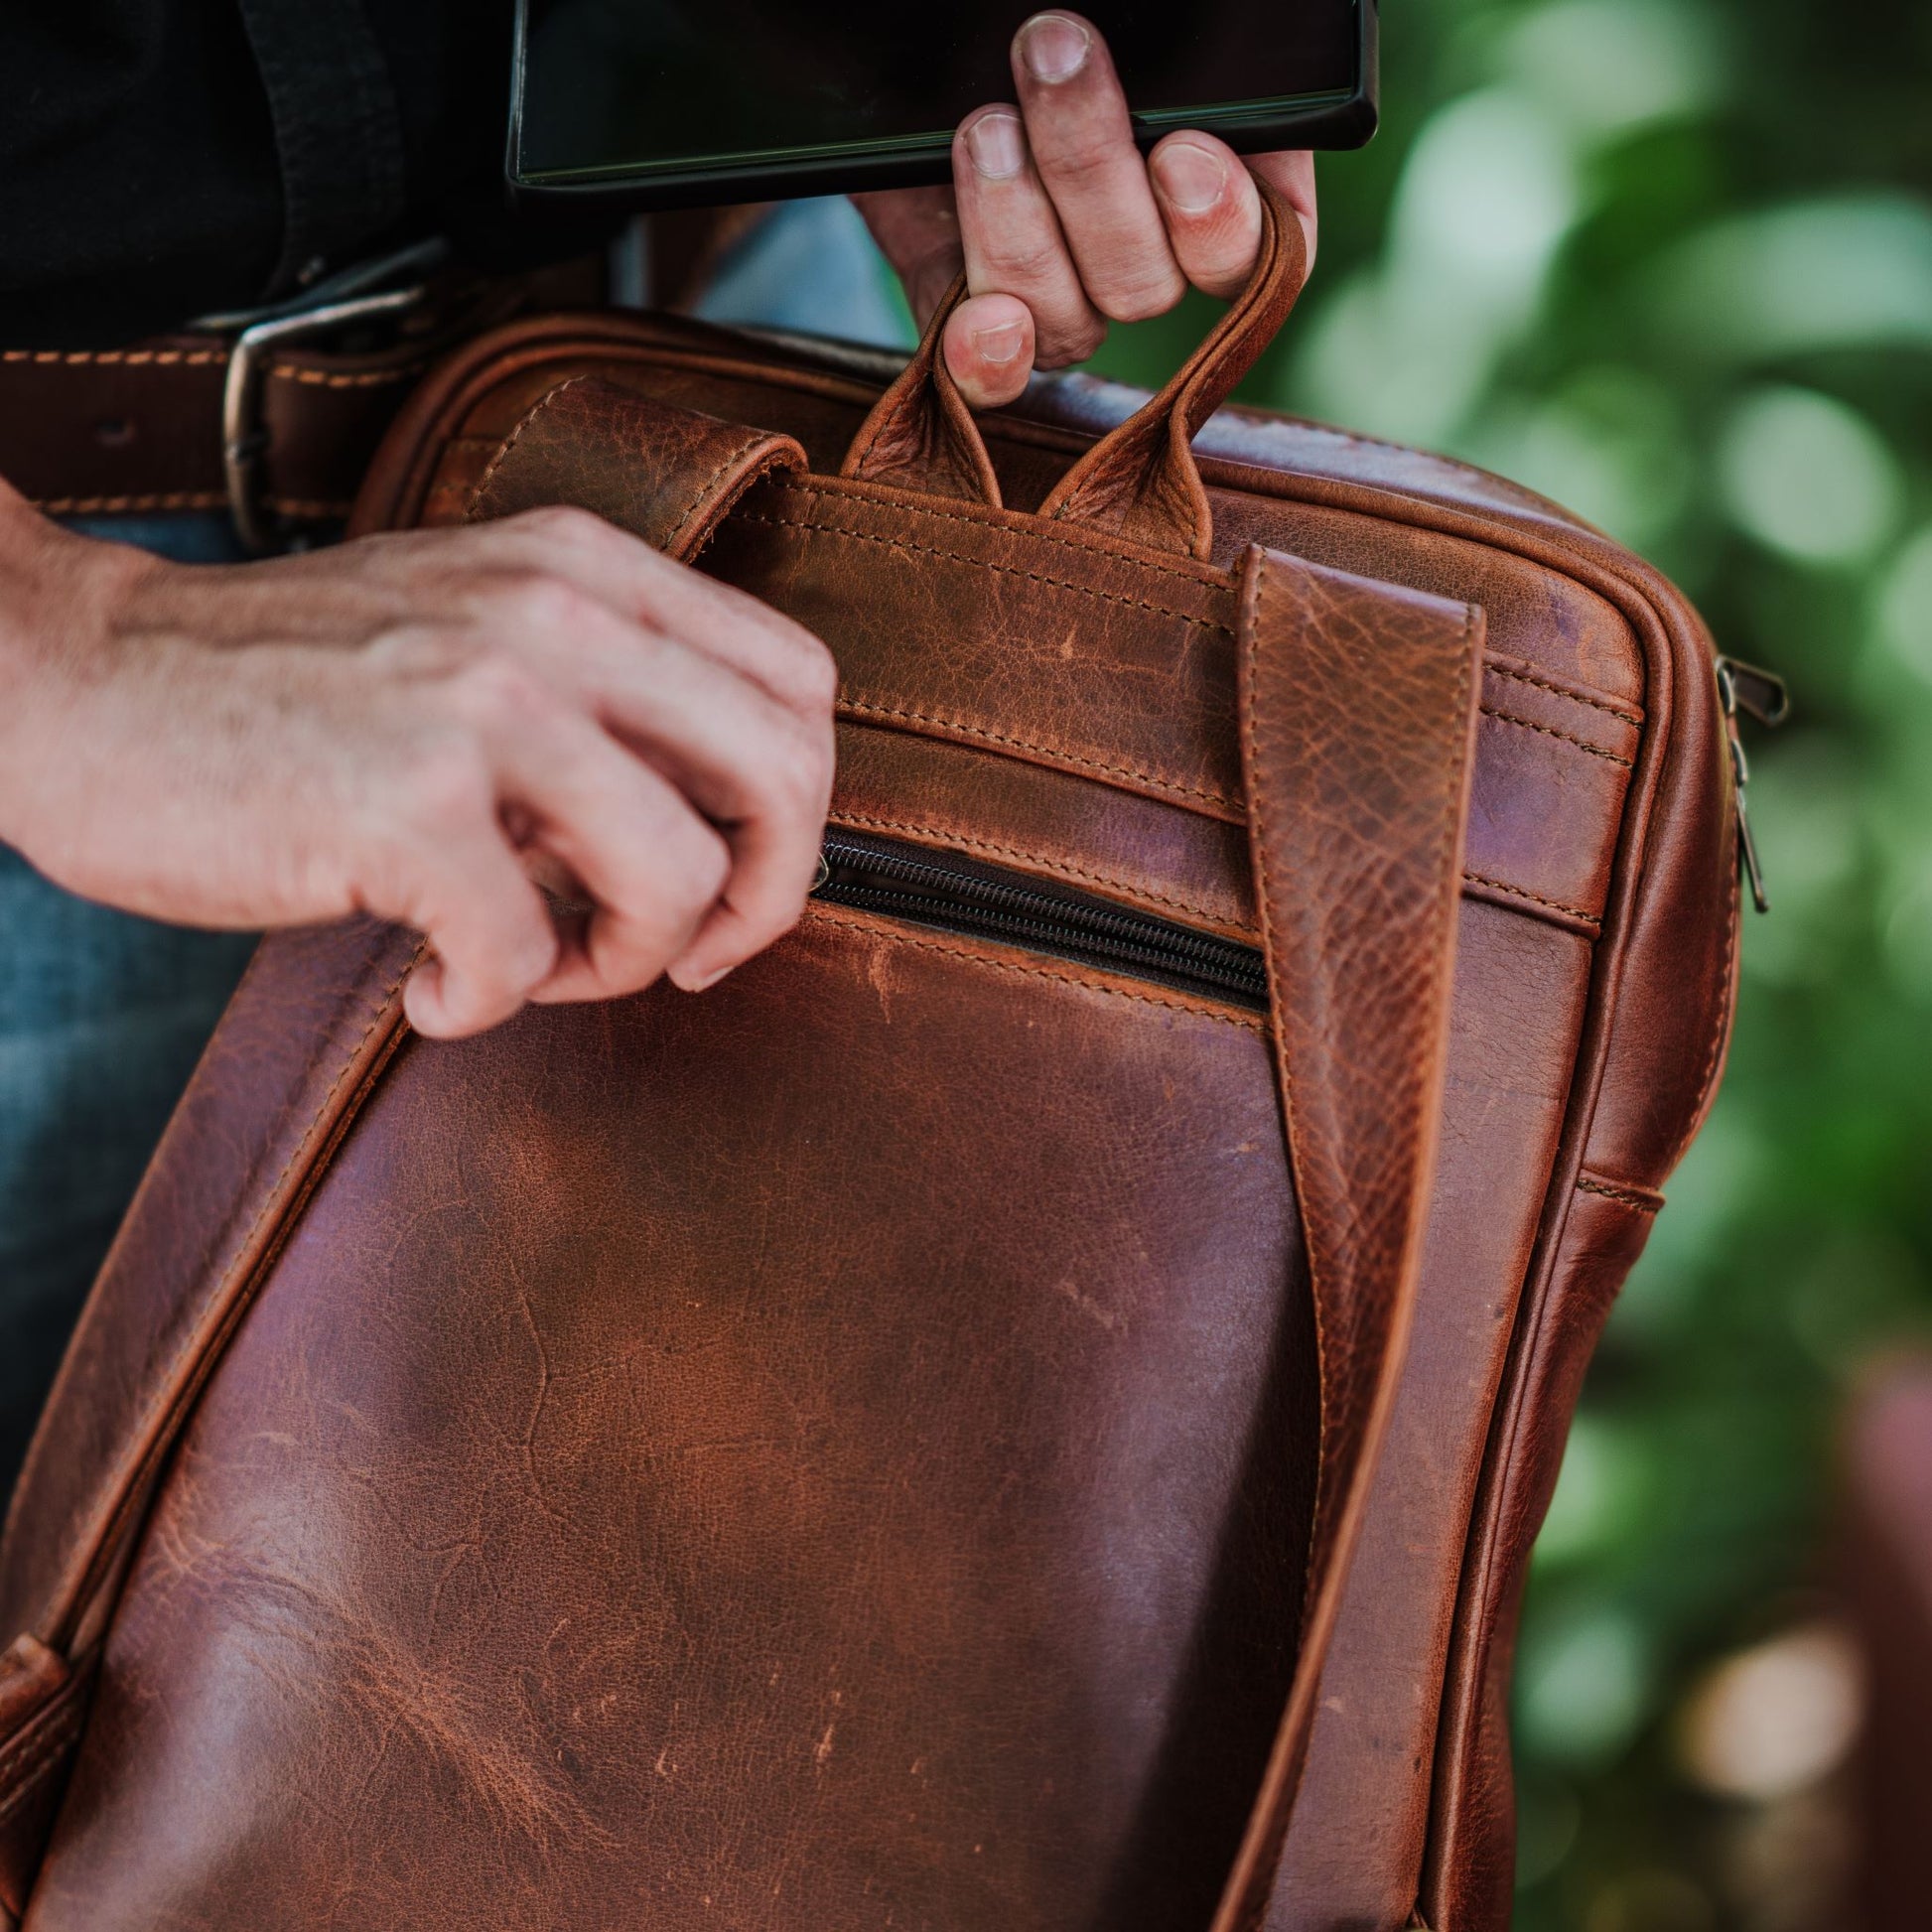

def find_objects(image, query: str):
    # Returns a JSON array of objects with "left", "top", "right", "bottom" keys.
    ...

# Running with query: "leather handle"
[
  {"left": 839, "top": 175, "right": 1308, "bottom": 559},
  {"left": 840, "top": 272, "right": 1005, "bottom": 507},
  {"left": 1040, "top": 179, "right": 1307, "bottom": 560},
  {"left": 1214, "top": 547, "right": 1485, "bottom": 1931}
]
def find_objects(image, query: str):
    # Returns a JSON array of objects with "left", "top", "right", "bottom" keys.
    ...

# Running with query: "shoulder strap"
[{"left": 1215, "top": 546, "right": 1483, "bottom": 1931}]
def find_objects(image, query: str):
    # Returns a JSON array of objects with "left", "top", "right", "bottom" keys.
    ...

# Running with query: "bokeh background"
[{"left": 1020, "top": 3, "right": 1931, "bottom": 1925}]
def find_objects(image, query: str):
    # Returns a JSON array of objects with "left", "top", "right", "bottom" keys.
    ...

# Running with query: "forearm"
[{"left": 0, "top": 481, "right": 154, "bottom": 859}]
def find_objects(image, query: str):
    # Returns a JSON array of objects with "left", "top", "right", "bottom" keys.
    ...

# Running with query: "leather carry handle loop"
[
  {"left": 1213, "top": 548, "right": 1484, "bottom": 1931},
  {"left": 1038, "top": 179, "right": 1308, "bottom": 561},
  {"left": 840, "top": 174, "right": 1309, "bottom": 560},
  {"left": 839, "top": 271, "right": 1005, "bottom": 508}
]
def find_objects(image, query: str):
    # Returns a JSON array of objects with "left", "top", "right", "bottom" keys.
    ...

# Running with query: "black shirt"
[{"left": 2, "top": 0, "right": 606, "bottom": 345}]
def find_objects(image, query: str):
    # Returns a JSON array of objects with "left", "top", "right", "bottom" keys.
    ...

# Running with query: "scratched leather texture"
[{"left": 0, "top": 196, "right": 1737, "bottom": 1932}]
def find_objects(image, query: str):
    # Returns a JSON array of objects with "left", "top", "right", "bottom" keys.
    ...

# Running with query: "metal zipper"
[
  {"left": 1716, "top": 656, "right": 1791, "bottom": 914},
  {"left": 811, "top": 832, "right": 1271, "bottom": 1011}
]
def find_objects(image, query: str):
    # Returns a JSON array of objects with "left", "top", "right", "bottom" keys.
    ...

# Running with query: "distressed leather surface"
[{"left": 0, "top": 255, "right": 1737, "bottom": 1930}]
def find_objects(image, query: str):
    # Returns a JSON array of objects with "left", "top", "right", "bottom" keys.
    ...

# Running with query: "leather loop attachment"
[
  {"left": 465, "top": 375, "right": 807, "bottom": 563},
  {"left": 1214, "top": 546, "right": 1484, "bottom": 1929},
  {"left": 836, "top": 175, "right": 1308, "bottom": 560},
  {"left": 1039, "top": 179, "right": 1308, "bottom": 560},
  {"left": 840, "top": 272, "right": 1004, "bottom": 508}
]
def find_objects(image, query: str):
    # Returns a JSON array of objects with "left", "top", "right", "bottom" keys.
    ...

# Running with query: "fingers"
[
  {"left": 1147, "top": 131, "right": 1265, "bottom": 302},
  {"left": 941, "top": 293, "right": 1036, "bottom": 410},
  {"left": 496, "top": 707, "right": 733, "bottom": 1009},
  {"left": 1008, "top": 13, "right": 1183, "bottom": 324},
  {"left": 481, "top": 506, "right": 840, "bottom": 725},
  {"left": 954, "top": 107, "right": 1104, "bottom": 370},
  {"left": 444, "top": 517, "right": 835, "bottom": 1002},
  {"left": 1248, "top": 149, "right": 1319, "bottom": 273},
  {"left": 385, "top": 762, "right": 561, "bottom": 1039},
  {"left": 541, "top": 603, "right": 832, "bottom": 990}
]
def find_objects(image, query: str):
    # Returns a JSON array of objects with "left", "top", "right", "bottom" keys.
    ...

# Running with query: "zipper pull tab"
[{"left": 1716, "top": 656, "right": 1789, "bottom": 914}]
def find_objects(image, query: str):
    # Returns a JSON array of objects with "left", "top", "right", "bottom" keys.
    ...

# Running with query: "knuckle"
[
  {"left": 979, "top": 231, "right": 1067, "bottom": 289},
  {"left": 509, "top": 502, "right": 613, "bottom": 551},
  {"left": 673, "top": 820, "right": 733, "bottom": 908},
  {"left": 760, "top": 720, "right": 833, "bottom": 815},
  {"left": 1096, "top": 271, "right": 1182, "bottom": 324},
  {"left": 490, "top": 569, "right": 598, "bottom": 639},
  {"left": 788, "top": 633, "right": 841, "bottom": 717},
  {"left": 394, "top": 737, "right": 493, "bottom": 837},
  {"left": 1036, "top": 131, "right": 1121, "bottom": 191},
  {"left": 450, "top": 649, "right": 551, "bottom": 734},
  {"left": 1038, "top": 318, "right": 1107, "bottom": 366}
]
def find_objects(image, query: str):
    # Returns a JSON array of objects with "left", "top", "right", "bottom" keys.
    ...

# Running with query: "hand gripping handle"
[{"left": 841, "top": 173, "right": 1311, "bottom": 560}]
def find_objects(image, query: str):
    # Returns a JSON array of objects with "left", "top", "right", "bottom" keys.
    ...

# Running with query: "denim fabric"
[
  {"left": 692, "top": 196, "right": 916, "bottom": 350},
  {"left": 1, "top": 213, "right": 892, "bottom": 1495}
]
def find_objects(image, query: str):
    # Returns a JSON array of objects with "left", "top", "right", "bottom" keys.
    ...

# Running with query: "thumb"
[{"left": 941, "top": 293, "right": 1036, "bottom": 410}]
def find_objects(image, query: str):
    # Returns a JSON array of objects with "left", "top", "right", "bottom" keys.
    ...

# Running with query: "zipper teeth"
[{"left": 816, "top": 836, "right": 1269, "bottom": 1003}]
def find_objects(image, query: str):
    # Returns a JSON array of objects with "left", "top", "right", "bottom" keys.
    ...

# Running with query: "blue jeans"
[{"left": 0, "top": 202, "right": 906, "bottom": 1498}]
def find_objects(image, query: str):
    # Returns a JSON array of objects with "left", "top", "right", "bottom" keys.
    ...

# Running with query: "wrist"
[{"left": 0, "top": 488, "right": 158, "bottom": 855}]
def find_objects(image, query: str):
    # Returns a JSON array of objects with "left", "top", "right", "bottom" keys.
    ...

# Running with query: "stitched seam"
[
  {"left": 2, "top": 347, "right": 225, "bottom": 367},
  {"left": 1462, "top": 872, "right": 1601, "bottom": 925},
  {"left": 0, "top": 1695, "right": 82, "bottom": 1789},
  {"left": 805, "top": 903, "right": 1265, "bottom": 1032},
  {"left": 1577, "top": 1175, "right": 1662, "bottom": 1212},
  {"left": 262, "top": 497, "right": 353, "bottom": 519},
  {"left": 0, "top": 1729, "right": 82, "bottom": 1831},
  {"left": 1486, "top": 662, "right": 1642, "bottom": 727},
  {"left": 837, "top": 697, "right": 1237, "bottom": 810},
  {"left": 790, "top": 478, "right": 1227, "bottom": 595},
  {"left": 824, "top": 810, "right": 1237, "bottom": 928},
  {"left": 1238, "top": 552, "right": 1311, "bottom": 1424},
  {"left": 31, "top": 491, "right": 228, "bottom": 514},
  {"left": 64, "top": 944, "right": 426, "bottom": 1632},
  {"left": 1481, "top": 707, "right": 1633, "bottom": 767},
  {"left": 0, "top": 1730, "right": 83, "bottom": 1831},
  {"left": 660, "top": 431, "right": 778, "bottom": 558},
  {"left": 827, "top": 811, "right": 1597, "bottom": 934},
  {"left": 0, "top": 1692, "right": 81, "bottom": 1787},
  {"left": 733, "top": 510, "right": 1233, "bottom": 633},
  {"left": 270, "top": 361, "right": 427, "bottom": 389},
  {"left": 465, "top": 376, "right": 593, "bottom": 516},
  {"left": 33, "top": 493, "right": 352, "bottom": 518},
  {"left": 0, "top": 1709, "right": 85, "bottom": 1828}
]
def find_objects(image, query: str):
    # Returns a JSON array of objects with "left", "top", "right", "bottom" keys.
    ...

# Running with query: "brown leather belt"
[{"left": 0, "top": 251, "right": 604, "bottom": 549}]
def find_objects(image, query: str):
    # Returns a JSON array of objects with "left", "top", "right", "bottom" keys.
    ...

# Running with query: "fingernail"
[
  {"left": 1154, "top": 141, "right": 1228, "bottom": 214},
  {"left": 670, "top": 960, "right": 731, "bottom": 993},
  {"left": 1019, "top": 13, "right": 1090, "bottom": 82},
  {"left": 972, "top": 320, "right": 1027, "bottom": 365},
  {"left": 965, "top": 111, "right": 1026, "bottom": 181}
]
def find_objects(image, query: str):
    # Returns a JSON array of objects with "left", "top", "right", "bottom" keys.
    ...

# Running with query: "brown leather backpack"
[{"left": 0, "top": 189, "right": 1740, "bottom": 1931}]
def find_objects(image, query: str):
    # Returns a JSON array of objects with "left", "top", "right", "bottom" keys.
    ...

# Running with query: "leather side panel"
[{"left": 1421, "top": 1181, "right": 1661, "bottom": 1929}]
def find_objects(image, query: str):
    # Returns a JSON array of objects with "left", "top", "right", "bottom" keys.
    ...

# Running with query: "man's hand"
[
  {"left": 0, "top": 492, "right": 837, "bottom": 1039},
  {"left": 856, "top": 10, "right": 1318, "bottom": 411}
]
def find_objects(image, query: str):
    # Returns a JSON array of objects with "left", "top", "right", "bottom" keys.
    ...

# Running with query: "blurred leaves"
[{"left": 1081, "top": 0, "right": 1929, "bottom": 1922}]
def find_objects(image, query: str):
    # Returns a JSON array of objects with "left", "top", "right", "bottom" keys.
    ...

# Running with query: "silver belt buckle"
[{"left": 195, "top": 239, "right": 449, "bottom": 554}]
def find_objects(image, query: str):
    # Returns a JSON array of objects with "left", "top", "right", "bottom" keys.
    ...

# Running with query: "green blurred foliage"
[{"left": 1088, "top": 3, "right": 1932, "bottom": 1924}]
